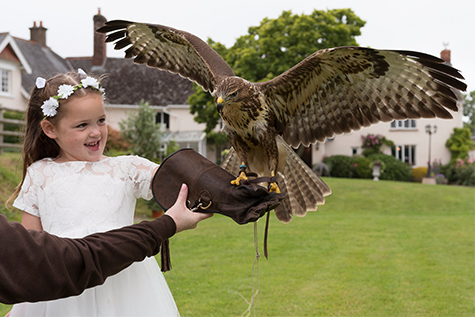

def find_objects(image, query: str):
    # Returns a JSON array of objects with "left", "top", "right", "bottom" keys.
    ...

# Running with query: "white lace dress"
[{"left": 10, "top": 156, "right": 180, "bottom": 317}]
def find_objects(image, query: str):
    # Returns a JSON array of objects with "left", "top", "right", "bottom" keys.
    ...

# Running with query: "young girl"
[{"left": 9, "top": 69, "right": 183, "bottom": 316}]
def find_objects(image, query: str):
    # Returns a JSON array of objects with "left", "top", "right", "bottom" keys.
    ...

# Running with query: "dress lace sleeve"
[
  {"left": 12, "top": 164, "right": 40, "bottom": 217},
  {"left": 126, "top": 156, "right": 159, "bottom": 200}
]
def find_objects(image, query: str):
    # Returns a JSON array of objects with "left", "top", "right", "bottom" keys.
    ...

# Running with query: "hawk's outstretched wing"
[
  {"left": 259, "top": 47, "right": 467, "bottom": 147},
  {"left": 98, "top": 20, "right": 234, "bottom": 93},
  {"left": 99, "top": 19, "right": 467, "bottom": 223}
]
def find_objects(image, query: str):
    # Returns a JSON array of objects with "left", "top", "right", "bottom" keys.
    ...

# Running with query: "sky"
[{"left": 2, "top": 0, "right": 474, "bottom": 93}]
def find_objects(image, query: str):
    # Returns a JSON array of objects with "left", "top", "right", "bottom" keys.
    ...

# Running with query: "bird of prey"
[{"left": 98, "top": 20, "right": 466, "bottom": 223}]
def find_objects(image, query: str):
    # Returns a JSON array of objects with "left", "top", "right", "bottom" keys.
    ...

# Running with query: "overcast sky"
[{"left": 2, "top": 0, "right": 474, "bottom": 93}]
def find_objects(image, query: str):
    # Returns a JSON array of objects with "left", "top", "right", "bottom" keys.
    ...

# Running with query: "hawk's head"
[
  {"left": 215, "top": 77, "right": 256, "bottom": 112},
  {"left": 214, "top": 77, "right": 264, "bottom": 131}
]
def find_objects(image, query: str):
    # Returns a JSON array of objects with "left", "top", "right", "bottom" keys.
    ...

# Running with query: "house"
[
  {"left": 0, "top": 12, "right": 466, "bottom": 169},
  {"left": 0, "top": 21, "right": 71, "bottom": 112},
  {"left": 0, "top": 12, "right": 214, "bottom": 160}
]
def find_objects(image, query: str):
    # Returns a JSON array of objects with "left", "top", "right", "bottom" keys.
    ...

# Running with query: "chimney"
[
  {"left": 93, "top": 9, "right": 107, "bottom": 66},
  {"left": 30, "top": 21, "right": 47, "bottom": 47},
  {"left": 440, "top": 49, "right": 451, "bottom": 64}
]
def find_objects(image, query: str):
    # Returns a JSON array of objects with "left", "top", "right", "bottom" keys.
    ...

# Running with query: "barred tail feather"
[
  {"left": 275, "top": 136, "right": 331, "bottom": 223},
  {"left": 220, "top": 139, "right": 332, "bottom": 223}
]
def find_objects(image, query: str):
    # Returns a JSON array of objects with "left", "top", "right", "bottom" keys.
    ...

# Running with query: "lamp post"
[{"left": 425, "top": 124, "right": 437, "bottom": 177}]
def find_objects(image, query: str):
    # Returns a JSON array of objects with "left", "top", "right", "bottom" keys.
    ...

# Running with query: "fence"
[{"left": 0, "top": 107, "right": 25, "bottom": 155}]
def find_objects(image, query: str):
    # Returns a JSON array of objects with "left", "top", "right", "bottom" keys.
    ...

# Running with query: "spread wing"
[
  {"left": 97, "top": 20, "right": 235, "bottom": 93},
  {"left": 258, "top": 47, "right": 467, "bottom": 148}
]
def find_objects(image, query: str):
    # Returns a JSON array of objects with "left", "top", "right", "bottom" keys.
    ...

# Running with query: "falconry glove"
[
  {"left": 153, "top": 148, "right": 284, "bottom": 224},
  {"left": 152, "top": 149, "right": 285, "bottom": 270}
]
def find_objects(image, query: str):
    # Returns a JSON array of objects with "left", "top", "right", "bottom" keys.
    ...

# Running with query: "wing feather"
[
  {"left": 97, "top": 20, "right": 235, "bottom": 92},
  {"left": 259, "top": 47, "right": 466, "bottom": 148}
]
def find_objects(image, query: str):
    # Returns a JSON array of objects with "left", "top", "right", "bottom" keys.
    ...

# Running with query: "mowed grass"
[
  {"left": 164, "top": 178, "right": 474, "bottom": 316},
  {"left": 1, "top": 177, "right": 473, "bottom": 316}
]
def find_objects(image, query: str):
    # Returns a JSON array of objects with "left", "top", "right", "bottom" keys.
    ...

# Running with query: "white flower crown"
[{"left": 36, "top": 69, "right": 105, "bottom": 118}]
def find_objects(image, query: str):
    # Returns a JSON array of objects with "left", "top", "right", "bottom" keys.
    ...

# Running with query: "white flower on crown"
[
  {"left": 57, "top": 84, "right": 75, "bottom": 99},
  {"left": 36, "top": 77, "right": 46, "bottom": 89},
  {"left": 41, "top": 97, "right": 59, "bottom": 117},
  {"left": 38, "top": 69, "right": 105, "bottom": 118},
  {"left": 81, "top": 77, "right": 100, "bottom": 89}
]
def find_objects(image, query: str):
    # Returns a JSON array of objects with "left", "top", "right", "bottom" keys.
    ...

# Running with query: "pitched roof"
[
  {"left": 68, "top": 57, "right": 194, "bottom": 106},
  {"left": 1, "top": 32, "right": 193, "bottom": 106},
  {"left": 0, "top": 33, "right": 33, "bottom": 75},
  {"left": 8, "top": 37, "right": 71, "bottom": 92}
]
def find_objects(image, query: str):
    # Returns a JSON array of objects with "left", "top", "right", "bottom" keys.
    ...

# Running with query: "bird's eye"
[{"left": 230, "top": 91, "right": 238, "bottom": 98}]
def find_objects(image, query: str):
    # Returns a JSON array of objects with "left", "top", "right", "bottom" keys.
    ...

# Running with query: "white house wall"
[
  {"left": 0, "top": 60, "right": 26, "bottom": 111},
  {"left": 312, "top": 109, "right": 463, "bottom": 169}
]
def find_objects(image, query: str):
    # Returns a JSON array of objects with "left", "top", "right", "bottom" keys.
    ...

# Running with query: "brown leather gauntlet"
[{"left": 152, "top": 149, "right": 284, "bottom": 225}]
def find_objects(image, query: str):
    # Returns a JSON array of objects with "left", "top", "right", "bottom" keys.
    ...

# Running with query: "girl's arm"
[{"left": 21, "top": 212, "right": 43, "bottom": 231}]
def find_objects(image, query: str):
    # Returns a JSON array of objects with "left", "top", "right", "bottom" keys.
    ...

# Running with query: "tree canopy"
[
  {"left": 188, "top": 9, "right": 366, "bottom": 135},
  {"left": 463, "top": 91, "right": 475, "bottom": 134}
]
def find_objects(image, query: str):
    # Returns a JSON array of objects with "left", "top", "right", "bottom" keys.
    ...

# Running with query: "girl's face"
[{"left": 44, "top": 94, "right": 108, "bottom": 162}]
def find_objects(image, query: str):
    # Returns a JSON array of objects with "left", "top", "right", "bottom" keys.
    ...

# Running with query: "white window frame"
[
  {"left": 393, "top": 144, "right": 416, "bottom": 166},
  {"left": 390, "top": 119, "right": 417, "bottom": 130},
  {"left": 0, "top": 68, "right": 11, "bottom": 96}
]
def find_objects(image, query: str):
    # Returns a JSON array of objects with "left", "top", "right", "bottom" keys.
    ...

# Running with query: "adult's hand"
[{"left": 165, "top": 183, "right": 212, "bottom": 233}]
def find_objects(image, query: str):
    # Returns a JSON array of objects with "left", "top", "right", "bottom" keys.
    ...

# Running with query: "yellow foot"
[
  {"left": 269, "top": 182, "right": 281, "bottom": 193},
  {"left": 231, "top": 171, "right": 248, "bottom": 186}
]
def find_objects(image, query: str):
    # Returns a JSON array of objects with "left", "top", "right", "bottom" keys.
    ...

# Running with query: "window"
[
  {"left": 392, "top": 145, "right": 416, "bottom": 166},
  {"left": 390, "top": 119, "right": 416, "bottom": 129},
  {"left": 0, "top": 69, "right": 10, "bottom": 94},
  {"left": 155, "top": 112, "right": 170, "bottom": 129},
  {"left": 351, "top": 147, "right": 358, "bottom": 155}
]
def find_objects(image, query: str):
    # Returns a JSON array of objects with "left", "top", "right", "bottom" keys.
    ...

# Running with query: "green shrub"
[
  {"left": 453, "top": 158, "right": 475, "bottom": 186},
  {"left": 445, "top": 127, "right": 475, "bottom": 162},
  {"left": 440, "top": 158, "right": 475, "bottom": 186},
  {"left": 354, "top": 156, "right": 372, "bottom": 179},
  {"left": 2, "top": 110, "right": 24, "bottom": 148},
  {"left": 325, "top": 154, "right": 411, "bottom": 182},
  {"left": 324, "top": 155, "right": 356, "bottom": 178}
]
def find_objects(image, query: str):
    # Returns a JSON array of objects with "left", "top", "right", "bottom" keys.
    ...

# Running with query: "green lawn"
[{"left": 1, "top": 177, "right": 474, "bottom": 316}]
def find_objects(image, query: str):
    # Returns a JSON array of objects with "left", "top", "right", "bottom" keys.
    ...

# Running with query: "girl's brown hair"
[{"left": 7, "top": 71, "right": 104, "bottom": 205}]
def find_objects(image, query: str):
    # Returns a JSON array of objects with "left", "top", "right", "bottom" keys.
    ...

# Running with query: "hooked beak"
[{"left": 216, "top": 96, "right": 224, "bottom": 112}]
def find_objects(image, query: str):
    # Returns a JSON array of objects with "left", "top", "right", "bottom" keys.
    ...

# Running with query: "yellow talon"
[
  {"left": 268, "top": 171, "right": 281, "bottom": 193},
  {"left": 231, "top": 171, "right": 248, "bottom": 186},
  {"left": 269, "top": 182, "right": 281, "bottom": 193}
]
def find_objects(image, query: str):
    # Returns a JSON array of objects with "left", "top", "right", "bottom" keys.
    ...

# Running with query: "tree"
[
  {"left": 463, "top": 91, "right": 475, "bottom": 134},
  {"left": 189, "top": 8, "right": 366, "bottom": 134},
  {"left": 119, "top": 100, "right": 164, "bottom": 161}
]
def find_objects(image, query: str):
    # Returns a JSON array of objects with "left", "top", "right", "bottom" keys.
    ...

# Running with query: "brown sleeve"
[{"left": 0, "top": 214, "right": 176, "bottom": 304}]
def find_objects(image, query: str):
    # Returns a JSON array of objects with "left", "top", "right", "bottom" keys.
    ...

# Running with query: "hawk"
[{"left": 98, "top": 20, "right": 466, "bottom": 223}]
